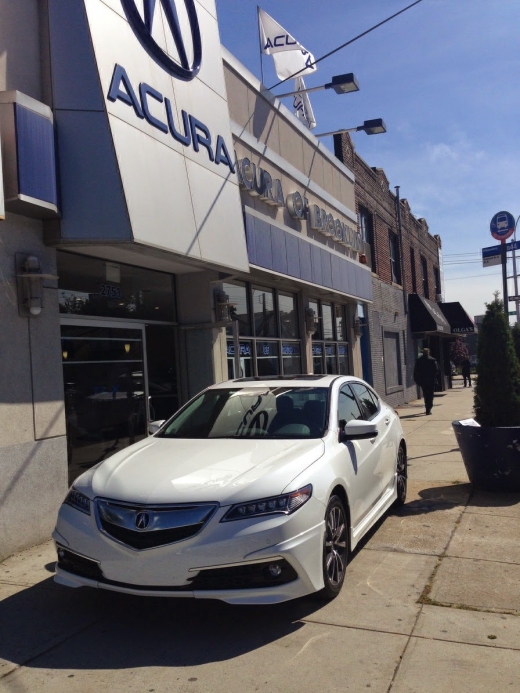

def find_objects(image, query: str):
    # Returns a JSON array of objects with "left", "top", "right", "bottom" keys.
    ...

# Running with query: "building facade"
[
  {"left": 334, "top": 133, "right": 453, "bottom": 406},
  {"left": 0, "top": 1, "right": 373, "bottom": 559}
]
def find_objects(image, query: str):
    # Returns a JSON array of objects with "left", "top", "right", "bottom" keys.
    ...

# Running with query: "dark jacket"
[
  {"left": 414, "top": 354, "right": 438, "bottom": 388},
  {"left": 461, "top": 359, "right": 471, "bottom": 376}
]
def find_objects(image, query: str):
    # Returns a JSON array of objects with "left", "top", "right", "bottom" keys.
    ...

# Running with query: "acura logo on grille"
[
  {"left": 135, "top": 511, "right": 150, "bottom": 530},
  {"left": 121, "top": 0, "right": 202, "bottom": 81}
]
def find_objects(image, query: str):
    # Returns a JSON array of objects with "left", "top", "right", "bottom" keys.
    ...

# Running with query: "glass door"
[{"left": 61, "top": 321, "right": 148, "bottom": 483}]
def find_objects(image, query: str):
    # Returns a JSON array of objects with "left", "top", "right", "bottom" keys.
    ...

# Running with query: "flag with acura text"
[
  {"left": 293, "top": 77, "right": 316, "bottom": 130},
  {"left": 258, "top": 8, "right": 317, "bottom": 81}
]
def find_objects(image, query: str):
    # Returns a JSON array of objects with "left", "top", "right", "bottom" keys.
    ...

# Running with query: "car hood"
[{"left": 76, "top": 436, "right": 325, "bottom": 505}]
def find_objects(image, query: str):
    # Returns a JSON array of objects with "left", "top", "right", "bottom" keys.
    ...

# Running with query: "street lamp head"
[
  {"left": 359, "top": 118, "right": 386, "bottom": 135},
  {"left": 325, "top": 73, "right": 360, "bottom": 95}
]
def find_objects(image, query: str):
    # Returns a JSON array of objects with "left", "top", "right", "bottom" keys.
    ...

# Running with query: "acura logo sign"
[
  {"left": 121, "top": 0, "right": 202, "bottom": 81},
  {"left": 135, "top": 511, "right": 150, "bottom": 530}
]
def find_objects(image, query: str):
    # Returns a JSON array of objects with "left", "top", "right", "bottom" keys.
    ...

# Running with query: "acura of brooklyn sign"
[{"left": 81, "top": 0, "right": 249, "bottom": 271}]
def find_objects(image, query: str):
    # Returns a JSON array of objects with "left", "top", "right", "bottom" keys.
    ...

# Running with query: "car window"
[
  {"left": 338, "top": 385, "right": 364, "bottom": 427},
  {"left": 350, "top": 383, "right": 380, "bottom": 420},
  {"left": 158, "top": 387, "right": 329, "bottom": 439}
]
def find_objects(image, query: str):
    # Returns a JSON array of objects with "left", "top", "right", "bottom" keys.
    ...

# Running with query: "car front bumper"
[{"left": 53, "top": 496, "right": 326, "bottom": 604}]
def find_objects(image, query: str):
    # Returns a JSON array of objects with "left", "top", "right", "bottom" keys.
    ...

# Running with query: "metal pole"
[
  {"left": 395, "top": 186, "right": 408, "bottom": 314},
  {"left": 501, "top": 240, "right": 509, "bottom": 313},
  {"left": 232, "top": 318, "right": 241, "bottom": 379},
  {"left": 514, "top": 216, "right": 520, "bottom": 324},
  {"left": 257, "top": 6, "right": 264, "bottom": 85}
]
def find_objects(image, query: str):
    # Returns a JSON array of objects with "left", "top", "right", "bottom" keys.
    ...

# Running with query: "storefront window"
[
  {"left": 325, "top": 344, "right": 336, "bottom": 374},
  {"left": 227, "top": 341, "right": 253, "bottom": 379},
  {"left": 309, "top": 300, "right": 321, "bottom": 340},
  {"left": 312, "top": 343, "right": 324, "bottom": 374},
  {"left": 279, "top": 293, "right": 299, "bottom": 339},
  {"left": 282, "top": 342, "right": 302, "bottom": 375},
  {"left": 224, "top": 282, "right": 251, "bottom": 336},
  {"left": 309, "top": 298, "right": 351, "bottom": 376},
  {"left": 338, "top": 344, "right": 349, "bottom": 375},
  {"left": 253, "top": 287, "right": 277, "bottom": 337},
  {"left": 57, "top": 251, "right": 175, "bottom": 322},
  {"left": 256, "top": 341, "right": 280, "bottom": 376},
  {"left": 335, "top": 305, "right": 346, "bottom": 341},
  {"left": 322, "top": 304, "right": 334, "bottom": 340}
]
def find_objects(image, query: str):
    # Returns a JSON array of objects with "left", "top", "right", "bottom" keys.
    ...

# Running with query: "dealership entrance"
[
  {"left": 61, "top": 320, "right": 178, "bottom": 484},
  {"left": 57, "top": 252, "right": 179, "bottom": 483}
]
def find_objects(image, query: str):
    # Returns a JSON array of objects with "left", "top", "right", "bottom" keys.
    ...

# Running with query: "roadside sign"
[
  {"left": 482, "top": 240, "right": 520, "bottom": 267},
  {"left": 509, "top": 295, "right": 520, "bottom": 302},
  {"left": 509, "top": 311, "right": 516, "bottom": 315},
  {"left": 483, "top": 254, "right": 501, "bottom": 267},
  {"left": 490, "top": 211, "right": 515, "bottom": 242}
]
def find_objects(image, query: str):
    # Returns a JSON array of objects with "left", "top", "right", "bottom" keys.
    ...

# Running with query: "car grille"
[{"left": 96, "top": 499, "right": 218, "bottom": 550}]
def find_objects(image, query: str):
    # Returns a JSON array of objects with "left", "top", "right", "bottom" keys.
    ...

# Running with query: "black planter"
[{"left": 452, "top": 421, "right": 520, "bottom": 492}]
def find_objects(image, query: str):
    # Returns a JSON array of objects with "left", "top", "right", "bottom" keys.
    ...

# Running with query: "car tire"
[
  {"left": 317, "top": 495, "right": 349, "bottom": 600},
  {"left": 394, "top": 444, "right": 407, "bottom": 507}
]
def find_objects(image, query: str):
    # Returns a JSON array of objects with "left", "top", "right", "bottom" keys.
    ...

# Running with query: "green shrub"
[
  {"left": 474, "top": 298, "right": 520, "bottom": 426},
  {"left": 512, "top": 323, "right": 520, "bottom": 363}
]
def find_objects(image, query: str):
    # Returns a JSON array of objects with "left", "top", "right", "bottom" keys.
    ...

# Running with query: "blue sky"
[{"left": 215, "top": 0, "right": 520, "bottom": 320}]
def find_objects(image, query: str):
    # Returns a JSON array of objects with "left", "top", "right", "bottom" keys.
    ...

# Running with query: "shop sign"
[
  {"left": 107, "top": 65, "right": 235, "bottom": 174},
  {"left": 237, "top": 157, "right": 364, "bottom": 253},
  {"left": 452, "top": 326, "right": 474, "bottom": 334},
  {"left": 227, "top": 342, "right": 252, "bottom": 357}
]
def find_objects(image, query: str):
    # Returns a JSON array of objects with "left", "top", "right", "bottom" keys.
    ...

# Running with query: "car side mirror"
[
  {"left": 148, "top": 420, "right": 165, "bottom": 435},
  {"left": 342, "top": 420, "right": 378, "bottom": 440}
]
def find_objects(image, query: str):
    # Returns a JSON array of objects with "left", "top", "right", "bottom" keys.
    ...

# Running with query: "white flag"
[
  {"left": 293, "top": 77, "right": 316, "bottom": 130},
  {"left": 258, "top": 8, "right": 317, "bottom": 81}
]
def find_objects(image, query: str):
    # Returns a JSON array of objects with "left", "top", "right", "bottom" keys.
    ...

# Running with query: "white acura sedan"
[{"left": 53, "top": 375, "right": 406, "bottom": 604}]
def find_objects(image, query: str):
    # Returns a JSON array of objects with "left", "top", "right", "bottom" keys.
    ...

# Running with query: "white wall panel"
[
  {"left": 82, "top": 0, "right": 248, "bottom": 271},
  {"left": 186, "top": 158, "right": 249, "bottom": 271},
  {"left": 109, "top": 115, "right": 200, "bottom": 256}
]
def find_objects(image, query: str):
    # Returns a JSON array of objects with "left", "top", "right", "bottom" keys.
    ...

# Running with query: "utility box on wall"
[{"left": 0, "top": 91, "right": 59, "bottom": 219}]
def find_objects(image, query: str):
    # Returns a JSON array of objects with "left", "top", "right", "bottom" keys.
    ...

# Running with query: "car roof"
[{"left": 210, "top": 375, "right": 362, "bottom": 389}]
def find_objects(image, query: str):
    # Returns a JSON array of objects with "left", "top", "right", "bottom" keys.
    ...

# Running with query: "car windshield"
[{"left": 158, "top": 387, "right": 329, "bottom": 439}]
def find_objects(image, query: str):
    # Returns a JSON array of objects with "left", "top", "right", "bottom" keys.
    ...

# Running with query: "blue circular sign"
[
  {"left": 490, "top": 211, "right": 515, "bottom": 241},
  {"left": 121, "top": 0, "right": 202, "bottom": 82}
]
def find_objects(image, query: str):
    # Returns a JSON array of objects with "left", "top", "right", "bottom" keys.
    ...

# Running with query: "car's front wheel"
[
  {"left": 395, "top": 443, "right": 407, "bottom": 506},
  {"left": 319, "top": 495, "right": 349, "bottom": 600}
]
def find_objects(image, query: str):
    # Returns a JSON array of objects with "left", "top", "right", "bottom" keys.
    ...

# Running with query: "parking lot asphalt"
[{"left": 1, "top": 378, "right": 520, "bottom": 692}]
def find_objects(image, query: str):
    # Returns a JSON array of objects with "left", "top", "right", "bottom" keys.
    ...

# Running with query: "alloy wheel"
[
  {"left": 324, "top": 503, "right": 347, "bottom": 587},
  {"left": 396, "top": 445, "right": 407, "bottom": 505}
]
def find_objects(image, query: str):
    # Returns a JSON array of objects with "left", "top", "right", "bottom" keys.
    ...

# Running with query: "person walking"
[
  {"left": 461, "top": 357, "right": 472, "bottom": 387},
  {"left": 414, "top": 347, "right": 438, "bottom": 415}
]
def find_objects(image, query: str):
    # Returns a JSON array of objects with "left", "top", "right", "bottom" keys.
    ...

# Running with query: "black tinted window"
[
  {"left": 338, "top": 385, "right": 364, "bottom": 426},
  {"left": 350, "top": 383, "right": 379, "bottom": 419}
]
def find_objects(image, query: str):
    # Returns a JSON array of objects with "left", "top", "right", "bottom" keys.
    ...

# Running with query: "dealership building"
[{"left": 0, "top": 1, "right": 377, "bottom": 559}]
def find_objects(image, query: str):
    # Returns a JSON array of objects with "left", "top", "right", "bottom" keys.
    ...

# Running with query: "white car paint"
[{"left": 53, "top": 375, "right": 405, "bottom": 604}]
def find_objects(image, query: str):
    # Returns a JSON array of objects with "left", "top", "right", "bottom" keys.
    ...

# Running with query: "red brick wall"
[{"left": 334, "top": 133, "right": 441, "bottom": 300}]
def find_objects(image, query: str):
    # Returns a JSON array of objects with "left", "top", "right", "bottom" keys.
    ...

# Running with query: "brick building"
[{"left": 334, "top": 133, "right": 452, "bottom": 407}]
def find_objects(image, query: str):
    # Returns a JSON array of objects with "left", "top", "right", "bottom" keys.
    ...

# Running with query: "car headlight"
[
  {"left": 64, "top": 488, "right": 91, "bottom": 515},
  {"left": 221, "top": 484, "right": 312, "bottom": 522}
]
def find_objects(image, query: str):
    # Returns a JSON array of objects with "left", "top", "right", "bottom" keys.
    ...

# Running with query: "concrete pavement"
[{"left": 1, "top": 378, "right": 520, "bottom": 692}]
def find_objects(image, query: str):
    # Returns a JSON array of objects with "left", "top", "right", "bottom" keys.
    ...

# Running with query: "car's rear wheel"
[
  {"left": 395, "top": 444, "right": 407, "bottom": 506},
  {"left": 318, "top": 495, "right": 349, "bottom": 600}
]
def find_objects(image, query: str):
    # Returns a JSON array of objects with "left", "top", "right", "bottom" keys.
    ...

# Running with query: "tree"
[
  {"left": 474, "top": 297, "right": 520, "bottom": 427},
  {"left": 512, "top": 323, "right": 520, "bottom": 364},
  {"left": 449, "top": 338, "right": 469, "bottom": 367}
]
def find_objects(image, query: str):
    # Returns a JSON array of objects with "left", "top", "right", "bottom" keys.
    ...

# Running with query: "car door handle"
[{"left": 385, "top": 418, "right": 390, "bottom": 426}]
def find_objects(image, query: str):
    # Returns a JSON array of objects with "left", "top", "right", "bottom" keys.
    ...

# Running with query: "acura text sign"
[{"left": 81, "top": 0, "right": 249, "bottom": 271}]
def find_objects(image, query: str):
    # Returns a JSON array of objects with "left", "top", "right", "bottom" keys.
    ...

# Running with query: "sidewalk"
[{"left": 1, "top": 380, "right": 520, "bottom": 692}]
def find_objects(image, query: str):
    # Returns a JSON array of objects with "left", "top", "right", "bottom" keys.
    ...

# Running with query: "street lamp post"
[
  {"left": 274, "top": 73, "right": 360, "bottom": 99},
  {"left": 315, "top": 118, "right": 387, "bottom": 138}
]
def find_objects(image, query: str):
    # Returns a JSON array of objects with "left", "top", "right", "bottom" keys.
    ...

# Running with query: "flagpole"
[{"left": 257, "top": 6, "right": 265, "bottom": 85}]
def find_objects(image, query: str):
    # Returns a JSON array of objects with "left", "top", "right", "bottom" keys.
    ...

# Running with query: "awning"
[
  {"left": 408, "top": 293, "right": 451, "bottom": 335},
  {"left": 439, "top": 302, "right": 475, "bottom": 334}
]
